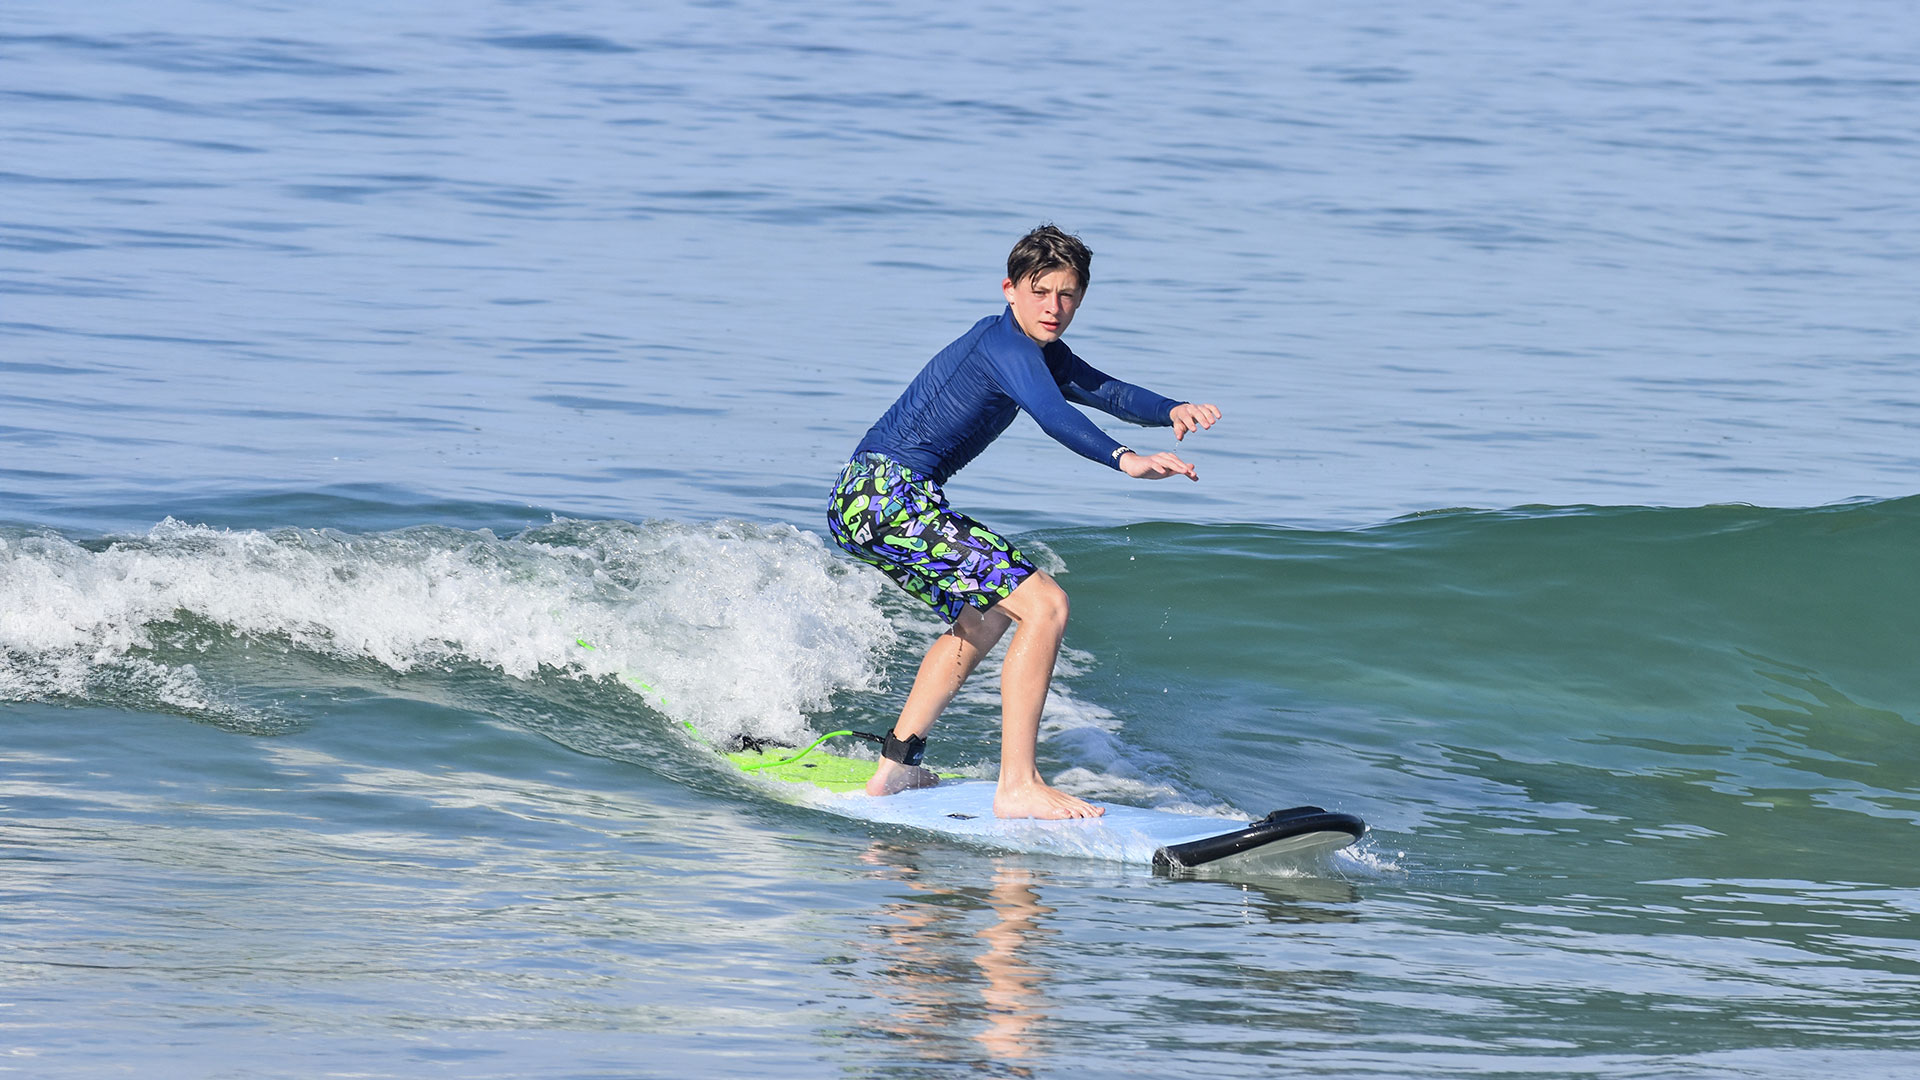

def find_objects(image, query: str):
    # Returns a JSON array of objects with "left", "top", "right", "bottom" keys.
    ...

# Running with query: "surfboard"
[
  {"left": 725, "top": 731, "right": 1366, "bottom": 876},
  {"left": 570, "top": 641, "right": 1366, "bottom": 874}
]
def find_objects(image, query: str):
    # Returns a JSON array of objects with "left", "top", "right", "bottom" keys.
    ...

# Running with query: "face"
[{"left": 1002, "top": 267, "right": 1083, "bottom": 345}]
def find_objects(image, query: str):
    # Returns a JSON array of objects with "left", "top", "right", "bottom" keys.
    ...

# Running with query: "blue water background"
[
  {"left": 3, "top": 1, "right": 1919, "bottom": 1077},
  {"left": 6, "top": 0, "right": 1915, "bottom": 530}
]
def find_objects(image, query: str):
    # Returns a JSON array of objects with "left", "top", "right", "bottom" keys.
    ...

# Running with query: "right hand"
[
  {"left": 1119, "top": 450, "right": 1198, "bottom": 482},
  {"left": 1170, "top": 402, "right": 1222, "bottom": 441}
]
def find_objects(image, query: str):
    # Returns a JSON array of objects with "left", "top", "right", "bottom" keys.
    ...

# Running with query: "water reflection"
[
  {"left": 840, "top": 841, "right": 1366, "bottom": 1071},
  {"left": 973, "top": 864, "right": 1051, "bottom": 1064},
  {"left": 850, "top": 843, "right": 1050, "bottom": 1071},
  {"left": 1223, "top": 875, "right": 1363, "bottom": 921}
]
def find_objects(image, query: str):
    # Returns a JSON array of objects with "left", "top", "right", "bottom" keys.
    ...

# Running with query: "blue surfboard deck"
[{"left": 769, "top": 775, "right": 1366, "bottom": 875}]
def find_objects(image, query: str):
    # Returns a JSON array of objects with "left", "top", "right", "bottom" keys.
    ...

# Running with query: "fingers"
[
  {"left": 1122, "top": 448, "right": 1200, "bottom": 482},
  {"left": 1172, "top": 403, "right": 1222, "bottom": 441},
  {"left": 1152, "top": 452, "right": 1197, "bottom": 481}
]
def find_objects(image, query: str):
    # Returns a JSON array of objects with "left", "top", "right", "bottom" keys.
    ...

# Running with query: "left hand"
[
  {"left": 1119, "top": 450, "right": 1198, "bottom": 482},
  {"left": 1171, "top": 402, "right": 1222, "bottom": 441}
]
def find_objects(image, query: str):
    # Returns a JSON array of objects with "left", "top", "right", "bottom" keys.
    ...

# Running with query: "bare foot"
[
  {"left": 866, "top": 755, "right": 940, "bottom": 796},
  {"left": 993, "top": 780, "right": 1104, "bottom": 820}
]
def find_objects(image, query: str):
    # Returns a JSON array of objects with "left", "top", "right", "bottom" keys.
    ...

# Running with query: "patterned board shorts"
[{"left": 827, "top": 453, "right": 1037, "bottom": 623}]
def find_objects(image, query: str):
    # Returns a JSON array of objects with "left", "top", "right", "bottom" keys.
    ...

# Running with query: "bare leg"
[
  {"left": 987, "top": 572, "right": 1102, "bottom": 820},
  {"left": 866, "top": 605, "right": 1011, "bottom": 795}
]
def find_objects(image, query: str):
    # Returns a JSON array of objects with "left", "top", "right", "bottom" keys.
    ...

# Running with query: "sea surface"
[{"left": 3, "top": 1, "right": 1918, "bottom": 1077}]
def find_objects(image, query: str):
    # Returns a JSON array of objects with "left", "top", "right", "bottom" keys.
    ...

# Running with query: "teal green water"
[
  {"left": 5, "top": 498, "right": 1916, "bottom": 1075},
  {"left": 1067, "top": 500, "right": 1920, "bottom": 868}
]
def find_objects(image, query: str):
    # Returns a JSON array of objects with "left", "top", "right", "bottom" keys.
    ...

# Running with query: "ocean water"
[{"left": 3, "top": 1, "right": 1917, "bottom": 1077}]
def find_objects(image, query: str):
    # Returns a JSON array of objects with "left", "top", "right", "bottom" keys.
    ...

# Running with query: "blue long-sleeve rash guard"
[{"left": 853, "top": 306, "right": 1182, "bottom": 485}]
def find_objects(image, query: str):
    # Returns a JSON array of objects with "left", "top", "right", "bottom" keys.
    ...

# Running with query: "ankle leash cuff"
[{"left": 881, "top": 731, "right": 927, "bottom": 767}]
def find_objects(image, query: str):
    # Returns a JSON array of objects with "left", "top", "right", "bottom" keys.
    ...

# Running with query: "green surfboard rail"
[
  {"left": 725, "top": 744, "right": 881, "bottom": 792},
  {"left": 574, "top": 637, "right": 957, "bottom": 794},
  {"left": 725, "top": 730, "right": 963, "bottom": 793}
]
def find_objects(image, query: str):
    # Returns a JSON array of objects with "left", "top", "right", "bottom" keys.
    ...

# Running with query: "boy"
[{"left": 827, "top": 225, "right": 1221, "bottom": 819}]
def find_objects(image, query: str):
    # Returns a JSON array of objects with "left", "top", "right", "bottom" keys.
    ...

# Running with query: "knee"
[
  {"left": 949, "top": 606, "right": 1011, "bottom": 651},
  {"left": 1013, "top": 572, "right": 1069, "bottom": 630}
]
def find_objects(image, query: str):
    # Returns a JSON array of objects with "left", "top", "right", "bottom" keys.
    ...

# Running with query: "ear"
[{"left": 1001, "top": 277, "right": 1018, "bottom": 303}]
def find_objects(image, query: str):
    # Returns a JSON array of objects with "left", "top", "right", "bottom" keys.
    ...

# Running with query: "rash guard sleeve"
[
  {"left": 1051, "top": 344, "right": 1182, "bottom": 429},
  {"left": 982, "top": 324, "right": 1182, "bottom": 471},
  {"left": 985, "top": 345, "right": 1130, "bottom": 469}
]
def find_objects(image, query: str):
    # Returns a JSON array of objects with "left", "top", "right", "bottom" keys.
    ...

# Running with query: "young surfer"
[{"left": 827, "top": 225, "right": 1221, "bottom": 819}]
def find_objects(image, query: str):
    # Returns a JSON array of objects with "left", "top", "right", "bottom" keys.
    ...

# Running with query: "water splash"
[{"left": 0, "top": 517, "right": 894, "bottom": 743}]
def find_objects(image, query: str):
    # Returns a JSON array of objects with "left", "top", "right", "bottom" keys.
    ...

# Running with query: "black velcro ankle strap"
[{"left": 881, "top": 731, "right": 926, "bottom": 767}]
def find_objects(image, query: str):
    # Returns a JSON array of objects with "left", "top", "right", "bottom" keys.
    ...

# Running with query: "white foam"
[
  {"left": 2, "top": 517, "right": 1230, "bottom": 816},
  {"left": 1335, "top": 842, "right": 1403, "bottom": 875},
  {"left": 0, "top": 518, "right": 893, "bottom": 740}
]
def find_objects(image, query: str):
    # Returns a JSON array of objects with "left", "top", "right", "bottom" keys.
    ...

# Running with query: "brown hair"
[{"left": 1006, "top": 224, "right": 1092, "bottom": 291}]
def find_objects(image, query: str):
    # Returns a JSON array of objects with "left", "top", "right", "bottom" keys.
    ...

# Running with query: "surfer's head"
[
  {"left": 1003, "top": 225, "right": 1091, "bottom": 345},
  {"left": 1006, "top": 224, "right": 1092, "bottom": 294}
]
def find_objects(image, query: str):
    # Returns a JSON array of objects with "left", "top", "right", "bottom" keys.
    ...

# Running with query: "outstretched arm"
[
  {"left": 992, "top": 342, "right": 1155, "bottom": 470},
  {"left": 1055, "top": 348, "right": 1183, "bottom": 428},
  {"left": 1058, "top": 349, "right": 1221, "bottom": 455},
  {"left": 992, "top": 335, "right": 1224, "bottom": 474}
]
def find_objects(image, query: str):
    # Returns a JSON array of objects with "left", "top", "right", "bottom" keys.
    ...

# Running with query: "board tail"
[{"left": 1152, "top": 806, "right": 1367, "bottom": 874}]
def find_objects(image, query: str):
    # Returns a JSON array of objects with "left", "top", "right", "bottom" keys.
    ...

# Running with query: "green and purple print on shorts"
[{"left": 827, "top": 453, "right": 1037, "bottom": 623}]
